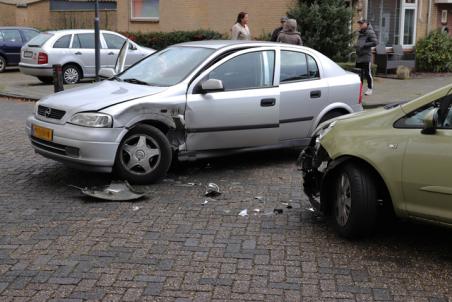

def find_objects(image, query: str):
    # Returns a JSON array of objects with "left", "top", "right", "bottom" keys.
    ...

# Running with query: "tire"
[
  {"left": 0, "top": 56, "right": 6, "bottom": 73},
  {"left": 37, "top": 76, "right": 53, "bottom": 84},
  {"left": 319, "top": 110, "right": 345, "bottom": 125},
  {"left": 331, "top": 163, "right": 378, "bottom": 239},
  {"left": 115, "top": 124, "right": 172, "bottom": 184},
  {"left": 62, "top": 64, "right": 81, "bottom": 84}
]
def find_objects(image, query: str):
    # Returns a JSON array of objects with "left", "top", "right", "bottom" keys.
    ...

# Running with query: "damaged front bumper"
[{"left": 297, "top": 137, "right": 332, "bottom": 212}]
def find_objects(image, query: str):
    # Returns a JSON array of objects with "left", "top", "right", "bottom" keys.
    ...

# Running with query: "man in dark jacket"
[
  {"left": 355, "top": 19, "right": 378, "bottom": 95},
  {"left": 271, "top": 17, "right": 288, "bottom": 42}
]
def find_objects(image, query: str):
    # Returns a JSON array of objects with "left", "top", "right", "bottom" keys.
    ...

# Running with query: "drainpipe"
[{"left": 427, "top": 0, "right": 433, "bottom": 34}]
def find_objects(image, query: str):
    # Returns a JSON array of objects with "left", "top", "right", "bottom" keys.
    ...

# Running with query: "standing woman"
[{"left": 231, "top": 12, "right": 251, "bottom": 40}]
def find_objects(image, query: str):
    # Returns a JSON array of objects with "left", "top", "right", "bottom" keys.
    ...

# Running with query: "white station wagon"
[{"left": 19, "top": 29, "right": 154, "bottom": 84}]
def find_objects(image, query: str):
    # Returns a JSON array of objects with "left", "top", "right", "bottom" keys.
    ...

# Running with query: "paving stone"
[{"left": 0, "top": 97, "right": 451, "bottom": 301}]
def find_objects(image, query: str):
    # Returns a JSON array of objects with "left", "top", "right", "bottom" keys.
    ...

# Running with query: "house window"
[
  {"left": 50, "top": 0, "right": 117, "bottom": 11},
  {"left": 130, "top": 0, "right": 159, "bottom": 21},
  {"left": 367, "top": 0, "right": 416, "bottom": 47}
]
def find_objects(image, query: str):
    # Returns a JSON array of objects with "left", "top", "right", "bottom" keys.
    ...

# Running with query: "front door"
[
  {"left": 279, "top": 50, "right": 329, "bottom": 140},
  {"left": 185, "top": 49, "right": 279, "bottom": 151},
  {"left": 397, "top": 94, "right": 452, "bottom": 223}
]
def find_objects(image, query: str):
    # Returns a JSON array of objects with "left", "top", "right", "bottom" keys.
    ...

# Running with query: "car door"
[
  {"left": 71, "top": 33, "right": 96, "bottom": 77},
  {"left": 0, "top": 29, "right": 23, "bottom": 64},
  {"left": 185, "top": 48, "right": 279, "bottom": 151},
  {"left": 101, "top": 32, "right": 124, "bottom": 68},
  {"left": 279, "top": 49, "right": 328, "bottom": 141},
  {"left": 396, "top": 94, "right": 452, "bottom": 223}
]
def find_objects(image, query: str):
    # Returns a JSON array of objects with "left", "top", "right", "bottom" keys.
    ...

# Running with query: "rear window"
[
  {"left": 27, "top": 33, "right": 53, "bottom": 47},
  {"left": 53, "top": 35, "right": 71, "bottom": 48}
]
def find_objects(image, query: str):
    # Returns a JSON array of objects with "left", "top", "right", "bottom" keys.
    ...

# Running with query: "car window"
[
  {"left": 395, "top": 94, "right": 452, "bottom": 129},
  {"left": 27, "top": 32, "right": 53, "bottom": 47},
  {"left": 72, "top": 33, "right": 95, "bottom": 49},
  {"left": 103, "top": 33, "right": 125, "bottom": 49},
  {"left": 53, "top": 35, "right": 71, "bottom": 49},
  {"left": 205, "top": 51, "right": 275, "bottom": 91},
  {"left": 22, "top": 29, "right": 39, "bottom": 42},
  {"left": 0, "top": 30, "right": 22, "bottom": 43},
  {"left": 280, "top": 51, "right": 319, "bottom": 83}
]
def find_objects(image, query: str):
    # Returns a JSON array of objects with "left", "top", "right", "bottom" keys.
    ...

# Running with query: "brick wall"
[
  {"left": 0, "top": 3, "right": 17, "bottom": 26},
  {"left": 117, "top": 0, "right": 295, "bottom": 37}
]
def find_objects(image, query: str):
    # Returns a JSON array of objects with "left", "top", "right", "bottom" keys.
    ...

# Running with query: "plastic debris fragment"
[
  {"left": 205, "top": 183, "right": 221, "bottom": 197},
  {"left": 238, "top": 209, "right": 248, "bottom": 217},
  {"left": 202, "top": 200, "right": 209, "bottom": 206},
  {"left": 273, "top": 209, "right": 283, "bottom": 215},
  {"left": 70, "top": 181, "right": 148, "bottom": 201}
]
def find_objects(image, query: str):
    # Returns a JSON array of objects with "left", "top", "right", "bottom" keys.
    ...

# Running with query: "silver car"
[
  {"left": 26, "top": 41, "right": 363, "bottom": 184},
  {"left": 19, "top": 29, "right": 154, "bottom": 84}
]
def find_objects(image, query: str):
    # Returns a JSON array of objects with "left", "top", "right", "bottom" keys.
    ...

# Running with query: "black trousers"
[{"left": 356, "top": 62, "right": 373, "bottom": 89}]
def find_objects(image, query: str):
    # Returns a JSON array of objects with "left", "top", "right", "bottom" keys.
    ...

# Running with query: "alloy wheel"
[
  {"left": 119, "top": 134, "right": 161, "bottom": 175},
  {"left": 63, "top": 67, "right": 79, "bottom": 84},
  {"left": 335, "top": 173, "right": 352, "bottom": 227}
]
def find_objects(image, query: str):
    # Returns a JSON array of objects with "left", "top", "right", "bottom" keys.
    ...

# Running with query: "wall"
[
  {"left": 117, "top": 0, "right": 295, "bottom": 37},
  {"left": 436, "top": 4, "right": 452, "bottom": 37},
  {"left": 0, "top": 3, "right": 17, "bottom": 26}
]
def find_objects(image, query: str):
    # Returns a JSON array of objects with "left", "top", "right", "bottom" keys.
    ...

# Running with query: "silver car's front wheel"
[
  {"left": 63, "top": 65, "right": 81, "bottom": 84},
  {"left": 331, "top": 163, "right": 378, "bottom": 239},
  {"left": 115, "top": 124, "right": 172, "bottom": 184}
]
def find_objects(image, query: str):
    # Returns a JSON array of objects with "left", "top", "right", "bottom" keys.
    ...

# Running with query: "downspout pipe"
[{"left": 427, "top": 0, "right": 433, "bottom": 34}]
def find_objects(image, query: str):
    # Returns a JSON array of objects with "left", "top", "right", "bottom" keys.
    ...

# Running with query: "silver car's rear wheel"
[
  {"left": 63, "top": 64, "right": 81, "bottom": 84},
  {"left": 115, "top": 124, "right": 172, "bottom": 184},
  {"left": 331, "top": 163, "right": 378, "bottom": 239},
  {"left": 0, "top": 56, "right": 6, "bottom": 73}
]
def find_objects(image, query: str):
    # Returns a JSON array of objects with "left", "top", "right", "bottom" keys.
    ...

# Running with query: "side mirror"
[
  {"left": 201, "top": 79, "right": 224, "bottom": 93},
  {"left": 99, "top": 68, "right": 116, "bottom": 79},
  {"left": 421, "top": 108, "right": 439, "bottom": 135}
]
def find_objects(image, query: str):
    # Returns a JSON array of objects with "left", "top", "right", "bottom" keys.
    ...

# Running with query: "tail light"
[
  {"left": 358, "top": 82, "right": 363, "bottom": 105},
  {"left": 37, "top": 52, "right": 48, "bottom": 65}
]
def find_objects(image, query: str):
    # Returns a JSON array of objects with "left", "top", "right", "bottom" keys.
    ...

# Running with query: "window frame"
[
  {"left": 130, "top": 0, "right": 160, "bottom": 22},
  {"left": 279, "top": 50, "right": 320, "bottom": 84},
  {"left": 394, "top": 94, "right": 452, "bottom": 130},
  {"left": 399, "top": 0, "right": 417, "bottom": 48},
  {"left": 194, "top": 49, "right": 276, "bottom": 94}
]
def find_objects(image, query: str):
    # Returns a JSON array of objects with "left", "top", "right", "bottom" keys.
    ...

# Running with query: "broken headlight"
[{"left": 69, "top": 112, "right": 113, "bottom": 128}]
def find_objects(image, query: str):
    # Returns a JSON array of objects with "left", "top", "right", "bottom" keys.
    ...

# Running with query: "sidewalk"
[
  {"left": 0, "top": 69, "right": 85, "bottom": 100},
  {"left": 1, "top": 69, "right": 451, "bottom": 107},
  {"left": 363, "top": 74, "right": 452, "bottom": 108}
]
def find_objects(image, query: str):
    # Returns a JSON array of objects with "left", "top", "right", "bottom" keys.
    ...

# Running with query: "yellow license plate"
[{"left": 32, "top": 124, "right": 53, "bottom": 141}]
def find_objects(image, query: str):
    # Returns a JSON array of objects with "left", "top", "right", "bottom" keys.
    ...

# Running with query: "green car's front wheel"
[{"left": 332, "top": 163, "right": 378, "bottom": 239}]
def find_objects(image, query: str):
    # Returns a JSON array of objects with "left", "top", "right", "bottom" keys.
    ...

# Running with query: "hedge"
[
  {"left": 121, "top": 30, "right": 226, "bottom": 50},
  {"left": 416, "top": 30, "right": 452, "bottom": 73}
]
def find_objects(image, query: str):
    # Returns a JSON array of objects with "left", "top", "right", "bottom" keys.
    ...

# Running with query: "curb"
[{"left": 0, "top": 92, "right": 39, "bottom": 102}]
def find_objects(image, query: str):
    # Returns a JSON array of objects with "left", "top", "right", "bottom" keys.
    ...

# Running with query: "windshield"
[
  {"left": 118, "top": 46, "right": 214, "bottom": 86},
  {"left": 27, "top": 32, "right": 53, "bottom": 47}
]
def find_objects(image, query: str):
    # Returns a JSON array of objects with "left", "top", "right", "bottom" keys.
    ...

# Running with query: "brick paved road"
[{"left": 0, "top": 98, "right": 451, "bottom": 302}]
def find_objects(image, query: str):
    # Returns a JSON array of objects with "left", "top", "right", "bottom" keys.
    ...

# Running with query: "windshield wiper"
[
  {"left": 111, "top": 75, "right": 123, "bottom": 82},
  {"left": 123, "top": 78, "right": 150, "bottom": 86}
]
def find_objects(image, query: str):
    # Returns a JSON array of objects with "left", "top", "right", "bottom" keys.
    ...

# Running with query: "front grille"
[
  {"left": 37, "top": 105, "right": 66, "bottom": 120},
  {"left": 31, "top": 136, "right": 79, "bottom": 157}
]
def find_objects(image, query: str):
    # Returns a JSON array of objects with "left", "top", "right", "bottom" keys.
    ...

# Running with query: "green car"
[{"left": 300, "top": 83, "right": 452, "bottom": 238}]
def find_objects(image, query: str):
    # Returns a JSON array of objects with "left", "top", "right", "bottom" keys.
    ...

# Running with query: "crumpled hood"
[{"left": 39, "top": 80, "right": 167, "bottom": 112}]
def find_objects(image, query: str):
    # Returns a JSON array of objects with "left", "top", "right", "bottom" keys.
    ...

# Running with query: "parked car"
[
  {"left": 19, "top": 29, "right": 154, "bottom": 84},
  {"left": 26, "top": 40, "right": 363, "bottom": 184},
  {"left": 300, "top": 83, "right": 452, "bottom": 238},
  {"left": 0, "top": 27, "right": 39, "bottom": 72}
]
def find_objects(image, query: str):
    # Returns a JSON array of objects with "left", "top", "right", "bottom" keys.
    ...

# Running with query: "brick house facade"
[{"left": 0, "top": 0, "right": 450, "bottom": 44}]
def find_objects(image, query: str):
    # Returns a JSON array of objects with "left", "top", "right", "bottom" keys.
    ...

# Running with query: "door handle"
[
  {"left": 74, "top": 52, "right": 82, "bottom": 55},
  {"left": 108, "top": 52, "right": 114, "bottom": 55},
  {"left": 310, "top": 90, "right": 321, "bottom": 98},
  {"left": 261, "top": 98, "right": 276, "bottom": 107}
]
